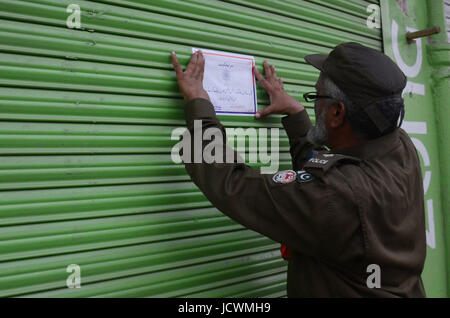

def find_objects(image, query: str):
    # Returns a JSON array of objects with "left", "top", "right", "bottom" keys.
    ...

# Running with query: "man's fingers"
[
  {"left": 264, "top": 61, "right": 273, "bottom": 80},
  {"left": 253, "top": 66, "right": 265, "bottom": 82},
  {"left": 200, "top": 52, "right": 206, "bottom": 79},
  {"left": 185, "top": 51, "right": 199, "bottom": 74},
  {"left": 255, "top": 105, "right": 274, "bottom": 119},
  {"left": 171, "top": 51, "right": 183, "bottom": 76},
  {"left": 253, "top": 66, "right": 271, "bottom": 92},
  {"left": 278, "top": 78, "right": 284, "bottom": 89},
  {"left": 270, "top": 65, "right": 279, "bottom": 80},
  {"left": 193, "top": 51, "right": 205, "bottom": 79}
]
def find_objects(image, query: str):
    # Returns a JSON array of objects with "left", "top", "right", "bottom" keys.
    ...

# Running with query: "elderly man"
[{"left": 171, "top": 42, "right": 426, "bottom": 297}]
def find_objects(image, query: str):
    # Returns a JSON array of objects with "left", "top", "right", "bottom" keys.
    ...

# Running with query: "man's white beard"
[{"left": 307, "top": 109, "right": 328, "bottom": 146}]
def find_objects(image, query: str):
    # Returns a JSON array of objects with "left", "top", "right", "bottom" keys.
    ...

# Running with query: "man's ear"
[{"left": 328, "top": 101, "right": 346, "bottom": 129}]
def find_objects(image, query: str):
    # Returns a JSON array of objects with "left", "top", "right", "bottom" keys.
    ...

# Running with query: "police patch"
[
  {"left": 272, "top": 170, "right": 297, "bottom": 184},
  {"left": 308, "top": 158, "right": 328, "bottom": 165},
  {"left": 296, "top": 170, "right": 315, "bottom": 183}
]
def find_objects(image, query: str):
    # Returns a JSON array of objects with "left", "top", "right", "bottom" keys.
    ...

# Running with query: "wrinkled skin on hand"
[
  {"left": 253, "top": 61, "right": 304, "bottom": 118},
  {"left": 171, "top": 51, "right": 210, "bottom": 102}
]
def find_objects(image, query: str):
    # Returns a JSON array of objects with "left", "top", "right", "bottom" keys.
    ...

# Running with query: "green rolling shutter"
[{"left": 0, "top": 0, "right": 381, "bottom": 297}]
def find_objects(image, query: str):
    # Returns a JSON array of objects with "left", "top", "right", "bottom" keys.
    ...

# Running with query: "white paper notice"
[{"left": 192, "top": 48, "right": 257, "bottom": 116}]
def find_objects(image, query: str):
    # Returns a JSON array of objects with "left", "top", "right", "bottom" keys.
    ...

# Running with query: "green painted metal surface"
[
  {"left": 0, "top": 0, "right": 383, "bottom": 297},
  {"left": 381, "top": 0, "right": 449, "bottom": 297},
  {"left": 427, "top": 0, "right": 450, "bottom": 296}
]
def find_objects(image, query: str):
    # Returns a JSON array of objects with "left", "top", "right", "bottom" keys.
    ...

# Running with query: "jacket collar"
[{"left": 332, "top": 129, "right": 400, "bottom": 160}]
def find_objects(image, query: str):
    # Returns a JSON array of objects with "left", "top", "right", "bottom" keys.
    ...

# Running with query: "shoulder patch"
[
  {"left": 296, "top": 170, "right": 315, "bottom": 183},
  {"left": 272, "top": 170, "right": 297, "bottom": 184},
  {"left": 304, "top": 152, "right": 361, "bottom": 177}
]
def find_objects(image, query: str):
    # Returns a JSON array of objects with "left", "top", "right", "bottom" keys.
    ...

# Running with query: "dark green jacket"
[{"left": 182, "top": 98, "right": 426, "bottom": 297}]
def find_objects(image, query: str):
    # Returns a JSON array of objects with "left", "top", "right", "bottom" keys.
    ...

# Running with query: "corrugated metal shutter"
[
  {"left": 445, "top": 0, "right": 450, "bottom": 42},
  {"left": 0, "top": 0, "right": 381, "bottom": 297}
]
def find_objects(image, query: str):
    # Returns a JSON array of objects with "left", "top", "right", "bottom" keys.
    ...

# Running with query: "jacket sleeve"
[
  {"left": 281, "top": 111, "right": 316, "bottom": 170},
  {"left": 181, "top": 98, "right": 363, "bottom": 260}
]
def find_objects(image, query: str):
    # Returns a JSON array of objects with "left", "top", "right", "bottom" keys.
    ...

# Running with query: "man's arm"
[
  {"left": 181, "top": 97, "right": 361, "bottom": 260},
  {"left": 281, "top": 111, "right": 315, "bottom": 171},
  {"left": 251, "top": 62, "right": 317, "bottom": 170},
  {"left": 170, "top": 52, "right": 362, "bottom": 260}
]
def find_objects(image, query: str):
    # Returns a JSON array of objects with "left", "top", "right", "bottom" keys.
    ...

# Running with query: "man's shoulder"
[{"left": 303, "top": 151, "right": 362, "bottom": 178}]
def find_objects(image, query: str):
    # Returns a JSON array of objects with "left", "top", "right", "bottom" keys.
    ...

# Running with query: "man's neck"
[{"left": 328, "top": 129, "right": 364, "bottom": 151}]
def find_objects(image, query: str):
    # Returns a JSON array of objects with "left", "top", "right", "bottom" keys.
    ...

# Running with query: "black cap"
[{"left": 305, "top": 42, "right": 407, "bottom": 133}]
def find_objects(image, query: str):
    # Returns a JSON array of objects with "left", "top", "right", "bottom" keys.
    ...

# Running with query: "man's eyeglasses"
[{"left": 303, "top": 92, "right": 333, "bottom": 103}]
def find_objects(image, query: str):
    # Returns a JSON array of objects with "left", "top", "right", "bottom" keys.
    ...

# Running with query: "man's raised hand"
[
  {"left": 171, "top": 51, "right": 210, "bottom": 102},
  {"left": 253, "top": 61, "right": 304, "bottom": 118}
]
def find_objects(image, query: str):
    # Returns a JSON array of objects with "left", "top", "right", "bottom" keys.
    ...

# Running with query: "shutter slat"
[{"left": 0, "top": 0, "right": 381, "bottom": 297}]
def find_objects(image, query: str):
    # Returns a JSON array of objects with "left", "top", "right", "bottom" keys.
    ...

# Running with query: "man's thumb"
[{"left": 255, "top": 107, "right": 272, "bottom": 119}]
